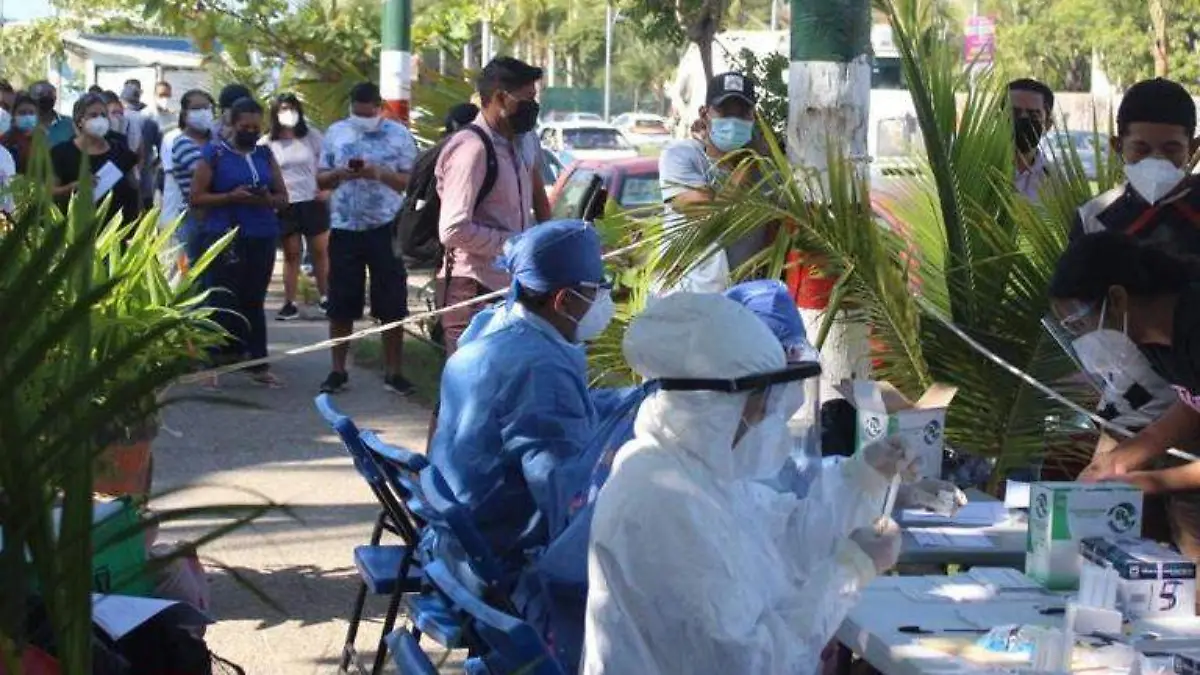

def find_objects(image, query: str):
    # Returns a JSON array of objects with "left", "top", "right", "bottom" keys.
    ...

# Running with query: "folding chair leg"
[
  {"left": 370, "top": 587, "right": 405, "bottom": 675},
  {"left": 340, "top": 580, "right": 369, "bottom": 673}
]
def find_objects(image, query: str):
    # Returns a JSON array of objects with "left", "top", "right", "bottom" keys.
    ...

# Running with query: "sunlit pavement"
[{"left": 152, "top": 255, "right": 457, "bottom": 673}]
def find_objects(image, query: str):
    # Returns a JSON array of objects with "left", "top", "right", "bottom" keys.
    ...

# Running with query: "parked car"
[
  {"left": 549, "top": 157, "right": 660, "bottom": 220},
  {"left": 540, "top": 122, "right": 640, "bottom": 165},
  {"left": 1041, "top": 130, "right": 1109, "bottom": 181},
  {"left": 540, "top": 147, "right": 564, "bottom": 196},
  {"left": 612, "top": 112, "right": 673, "bottom": 148}
]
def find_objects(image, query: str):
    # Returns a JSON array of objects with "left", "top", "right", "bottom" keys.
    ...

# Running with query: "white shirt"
[
  {"left": 158, "top": 128, "right": 184, "bottom": 228},
  {"left": 0, "top": 145, "right": 15, "bottom": 213}
]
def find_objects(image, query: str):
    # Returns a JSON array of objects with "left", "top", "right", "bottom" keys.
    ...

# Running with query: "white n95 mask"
[
  {"left": 571, "top": 288, "right": 615, "bottom": 342},
  {"left": 1071, "top": 300, "right": 1165, "bottom": 420},
  {"left": 733, "top": 383, "right": 806, "bottom": 480},
  {"left": 1125, "top": 157, "right": 1186, "bottom": 204}
]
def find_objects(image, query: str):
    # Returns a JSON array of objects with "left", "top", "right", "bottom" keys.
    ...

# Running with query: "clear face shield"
[{"left": 784, "top": 343, "right": 823, "bottom": 496}]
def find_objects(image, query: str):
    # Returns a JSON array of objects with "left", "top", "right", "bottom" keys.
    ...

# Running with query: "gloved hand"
[
  {"left": 896, "top": 478, "right": 968, "bottom": 516},
  {"left": 862, "top": 436, "right": 920, "bottom": 481},
  {"left": 849, "top": 517, "right": 902, "bottom": 574}
]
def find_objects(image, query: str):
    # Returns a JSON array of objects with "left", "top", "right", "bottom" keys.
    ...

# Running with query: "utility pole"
[
  {"left": 770, "top": 0, "right": 778, "bottom": 32},
  {"left": 603, "top": 1, "right": 613, "bottom": 120},
  {"left": 380, "top": 0, "right": 412, "bottom": 122},
  {"left": 787, "top": 0, "right": 873, "bottom": 403}
]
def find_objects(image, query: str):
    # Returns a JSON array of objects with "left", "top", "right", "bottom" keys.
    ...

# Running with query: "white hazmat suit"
[{"left": 582, "top": 293, "right": 906, "bottom": 675}]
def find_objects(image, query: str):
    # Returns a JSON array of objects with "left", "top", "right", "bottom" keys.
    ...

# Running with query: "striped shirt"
[{"left": 170, "top": 134, "right": 205, "bottom": 207}]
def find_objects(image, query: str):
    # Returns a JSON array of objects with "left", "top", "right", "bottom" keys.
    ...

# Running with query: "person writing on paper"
[
  {"left": 1053, "top": 230, "right": 1200, "bottom": 608},
  {"left": 582, "top": 292, "right": 911, "bottom": 675},
  {"left": 49, "top": 93, "right": 140, "bottom": 225}
]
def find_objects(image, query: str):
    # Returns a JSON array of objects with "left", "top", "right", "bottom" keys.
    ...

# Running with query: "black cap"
[
  {"left": 706, "top": 71, "right": 757, "bottom": 107},
  {"left": 350, "top": 82, "right": 382, "bottom": 105},
  {"left": 218, "top": 83, "right": 252, "bottom": 110}
]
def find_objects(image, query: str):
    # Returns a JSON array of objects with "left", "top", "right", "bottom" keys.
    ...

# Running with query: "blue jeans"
[{"left": 197, "top": 232, "right": 277, "bottom": 368}]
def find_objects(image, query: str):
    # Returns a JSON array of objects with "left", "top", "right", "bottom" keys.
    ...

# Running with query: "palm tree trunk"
[{"left": 1150, "top": 0, "right": 1169, "bottom": 77}]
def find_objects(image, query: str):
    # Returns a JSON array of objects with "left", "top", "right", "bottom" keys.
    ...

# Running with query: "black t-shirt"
[
  {"left": 50, "top": 132, "right": 141, "bottom": 225},
  {"left": 1070, "top": 176, "right": 1200, "bottom": 253},
  {"left": 1143, "top": 284, "right": 1200, "bottom": 413}
]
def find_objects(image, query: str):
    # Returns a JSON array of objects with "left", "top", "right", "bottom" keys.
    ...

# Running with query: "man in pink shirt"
[{"left": 436, "top": 57, "right": 544, "bottom": 353}]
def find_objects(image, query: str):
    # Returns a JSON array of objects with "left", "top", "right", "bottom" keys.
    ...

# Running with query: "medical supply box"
[
  {"left": 1025, "top": 482, "right": 1142, "bottom": 590},
  {"left": 839, "top": 380, "right": 957, "bottom": 479},
  {"left": 1080, "top": 536, "right": 1195, "bottom": 619}
]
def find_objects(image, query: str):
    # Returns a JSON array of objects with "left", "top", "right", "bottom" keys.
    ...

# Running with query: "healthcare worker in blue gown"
[
  {"left": 523, "top": 279, "right": 967, "bottom": 671},
  {"left": 427, "top": 219, "right": 623, "bottom": 576}
]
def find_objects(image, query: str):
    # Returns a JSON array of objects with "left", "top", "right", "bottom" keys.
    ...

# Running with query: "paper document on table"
[
  {"left": 1005, "top": 480, "right": 1031, "bottom": 509},
  {"left": 902, "top": 501, "right": 1009, "bottom": 526},
  {"left": 93, "top": 161, "right": 123, "bottom": 203},
  {"left": 912, "top": 529, "right": 996, "bottom": 549}
]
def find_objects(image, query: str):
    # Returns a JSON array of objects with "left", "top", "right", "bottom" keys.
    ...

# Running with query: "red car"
[{"left": 549, "top": 157, "right": 660, "bottom": 220}]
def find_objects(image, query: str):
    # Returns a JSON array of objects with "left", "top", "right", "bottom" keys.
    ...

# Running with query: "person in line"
[
  {"left": 1007, "top": 78, "right": 1054, "bottom": 201},
  {"left": 115, "top": 81, "right": 147, "bottom": 156},
  {"left": 582, "top": 293, "right": 908, "bottom": 675},
  {"left": 1066, "top": 76, "right": 1200, "bottom": 553},
  {"left": 49, "top": 93, "right": 140, "bottom": 225},
  {"left": 122, "top": 80, "right": 164, "bottom": 212},
  {"left": 29, "top": 81, "right": 74, "bottom": 146},
  {"left": 316, "top": 82, "right": 417, "bottom": 395},
  {"left": 0, "top": 79, "right": 13, "bottom": 112},
  {"left": 429, "top": 220, "right": 620, "bottom": 575},
  {"left": 0, "top": 105, "right": 13, "bottom": 214},
  {"left": 655, "top": 71, "right": 769, "bottom": 296},
  {"left": 213, "top": 83, "right": 253, "bottom": 141},
  {"left": 443, "top": 102, "right": 479, "bottom": 135},
  {"left": 3, "top": 93, "right": 38, "bottom": 174},
  {"left": 153, "top": 81, "right": 176, "bottom": 132},
  {"left": 169, "top": 90, "right": 215, "bottom": 259},
  {"left": 267, "top": 93, "right": 329, "bottom": 320},
  {"left": 189, "top": 96, "right": 287, "bottom": 386},
  {"left": 435, "top": 56, "right": 544, "bottom": 354},
  {"left": 1054, "top": 230, "right": 1200, "bottom": 610}
]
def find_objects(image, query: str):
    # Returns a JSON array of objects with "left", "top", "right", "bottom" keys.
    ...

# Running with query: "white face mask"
[
  {"left": 569, "top": 288, "right": 615, "bottom": 342},
  {"left": 349, "top": 111, "right": 381, "bottom": 132},
  {"left": 1124, "top": 157, "right": 1186, "bottom": 204},
  {"left": 186, "top": 108, "right": 213, "bottom": 132},
  {"left": 156, "top": 96, "right": 171, "bottom": 110},
  {"left": 1071, "top": 300, "right": 1164, "bottom": 417},
  {"left": 278, "top": 110, "right": 300, "bottom": 128},
  {"left": 732, "top": 384, "right": 805, "bottom": 480},
  {"left": 0, "top": 108, "right": 11, "bottom": 137},
  {"left": 83, "top": 116, "right": 110, "bottom": 138}
]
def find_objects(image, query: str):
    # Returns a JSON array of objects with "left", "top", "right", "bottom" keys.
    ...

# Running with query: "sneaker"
[
  {"left": 318, "top": 297, "right": 329, "bottom": 315},
  {"left": 319, "top": 371, "right": 349, "bottom": 394},
  {"left": 276, "top": 302, "right": 300, "bottom": 321},
  {"left": 383, "top": 374, "right": 416, "bottom": 397}
]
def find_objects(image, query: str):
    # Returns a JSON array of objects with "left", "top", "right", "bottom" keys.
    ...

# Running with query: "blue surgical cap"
[
  {"left": 724, "top": 279, "right": 807, "bottom": 349},
  {"left": 499, "top": 220, "right": 605, "bottom": 295}
]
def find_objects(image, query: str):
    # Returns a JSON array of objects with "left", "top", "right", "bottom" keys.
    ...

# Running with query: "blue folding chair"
[
  {"left": 385, "top": 629, "right": 439, "bottom": 675},
  {"left": 314, "top": 395, "right": 424, "bottom": 675},
  {"left": 425, "top": 559, "right": 567, "bottom": 675}
]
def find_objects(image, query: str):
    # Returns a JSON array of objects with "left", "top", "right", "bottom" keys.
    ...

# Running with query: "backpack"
[{"left": 395, "top": 124, "right": 497, "bottom": 265}]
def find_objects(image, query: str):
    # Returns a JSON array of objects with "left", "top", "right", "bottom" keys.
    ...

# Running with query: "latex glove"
[
  {"left": 862, "top": 436, "right": 920, "bottom": 482},
  {"left": 896, "top": 478, "right": 968, "bottom": 516},
  {"left": 849, "top": 517, "right": 902, "bottom": 574}
]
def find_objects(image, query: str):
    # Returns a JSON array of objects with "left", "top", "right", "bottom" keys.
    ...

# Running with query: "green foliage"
[
  {"left": 986, "top": 0, "right": 1200, "bottom": 90},
  {"left": 728, "top": 48, "right": 788, "bottom": 140},
  {"left": 0, "top": 144, "right": 279, "bottom": 673}
]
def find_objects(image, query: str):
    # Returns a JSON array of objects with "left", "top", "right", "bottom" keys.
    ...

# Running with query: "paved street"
[{"left": 151, "top": 261, "right": 458, "bottom": 673}]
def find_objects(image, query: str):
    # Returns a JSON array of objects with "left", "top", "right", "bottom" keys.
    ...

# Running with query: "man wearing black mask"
[
  {"left": 28, "top": 80, "right": 74, "bottom": 146},
  {"left": 1008, "top": 78, "right": 1054, "bottom": 201}
]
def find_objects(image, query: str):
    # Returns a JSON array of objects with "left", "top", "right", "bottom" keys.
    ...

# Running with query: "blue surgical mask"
[
  {"left": 15, "top": 114, "right": 37, "bottom": 132},
  {"left": 709, "top": 117, "right": 753, "bottom": 152}
]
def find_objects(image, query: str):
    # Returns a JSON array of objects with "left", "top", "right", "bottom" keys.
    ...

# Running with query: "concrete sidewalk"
[{"left": 151, "top": 261, "right": 458, "bottom": 673}]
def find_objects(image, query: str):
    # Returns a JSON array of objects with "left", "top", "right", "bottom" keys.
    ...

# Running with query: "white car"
[
  {"left": 539, "top": 122, "right": 640, "bottom": 164},
  {"left": 612, "top": 112, "right": 673, "bottom": 148}
]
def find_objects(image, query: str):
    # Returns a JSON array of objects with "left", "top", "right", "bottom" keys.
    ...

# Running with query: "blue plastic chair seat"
[
  {"left": 353, "top": 545, "right": 423, "bottom": 595},
  {"left": 385, "top": 629, "right": 439, "bottom": 675},
  {"left": 404, "top": 593, "right": 466, "bottom": 648}
]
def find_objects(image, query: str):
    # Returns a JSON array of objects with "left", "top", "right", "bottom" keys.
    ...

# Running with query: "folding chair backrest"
[
  {"left": 360, "top": 430, "right": 434, "bottom": 525},
  {"left": 386, "top": 629, "right": 439, "bottom": 675},
  {"left": 315, "top": 395, "right": 419, "bottom": 543},
  {"left": 419, "top": 466, "right": 508, "bottom": 586},
  {"left": 425, "top": 560, "right": 565, "bottom": 675}
]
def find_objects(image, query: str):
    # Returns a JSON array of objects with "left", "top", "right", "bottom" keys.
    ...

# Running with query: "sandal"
[{"left": 249, "top": 370, "right": 284, "bottom": 389}]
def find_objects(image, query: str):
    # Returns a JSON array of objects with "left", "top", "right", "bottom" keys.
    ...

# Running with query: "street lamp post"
[
  {"left": 603, "top": 1, "right": 613, "bottom": 121},
  {"left": 380, "top": 0, "right": 412, "bottom": 122}
]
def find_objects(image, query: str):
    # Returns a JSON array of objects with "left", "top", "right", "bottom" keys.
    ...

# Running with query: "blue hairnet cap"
[
  {"left": 499, "top": 220, "right": 605, "bottom": 294},
  {"left": 724, "top": 280, "right": 808, "bottom": 349}
]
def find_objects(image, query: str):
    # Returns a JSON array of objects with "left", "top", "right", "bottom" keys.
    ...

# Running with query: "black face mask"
[
  {"left": 508, "top": 99, "right": 540, "bottom": 135},
  {"left": 1013, "top": 116, "right": 1043, "bottom": 154},
  {"left": 234, "top": 130, "right": 259, "bottom": 149},
  {"left": 36, "top": 97, "right": 56, "bottom": 114}
]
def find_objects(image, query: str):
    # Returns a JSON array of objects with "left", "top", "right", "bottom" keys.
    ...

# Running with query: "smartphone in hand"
[{"left": 348, "top": 158, "right": 365, "bottom": 171}]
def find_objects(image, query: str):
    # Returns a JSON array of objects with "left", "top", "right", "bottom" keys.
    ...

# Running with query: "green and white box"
[
  {"left": 1026, "top": 482, "right": 1143, "bottom": 590},
  {"left": 841, "top": 380, "right": 958, "bottom": 479},
  {"left": 1080, "top": 537, "right": 1196, "bottom": 619}
]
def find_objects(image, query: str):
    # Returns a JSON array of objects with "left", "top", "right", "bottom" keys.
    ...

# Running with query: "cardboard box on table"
[
  {"left": 1025, "top": 482, "right": 1143, "bottom": 590},
  {"left": 1080, "top": 536, "right": 1196, "bottom": 620},
  {"left": 838, "top": 379, "right": 958, "bottom": 479}
]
